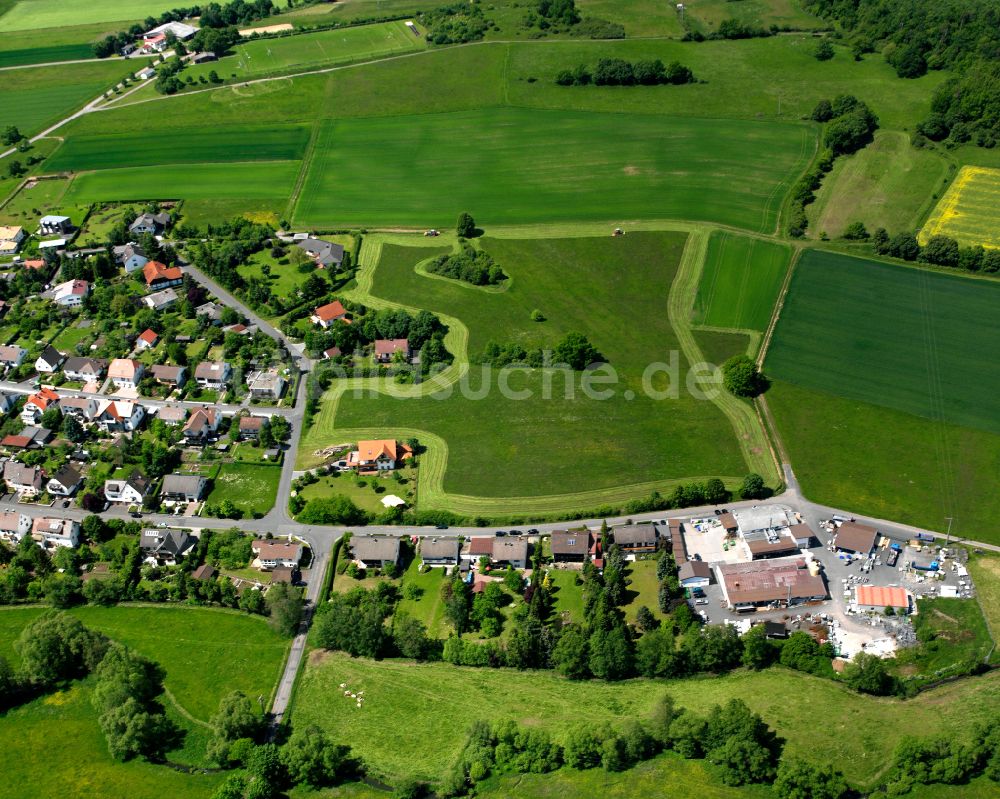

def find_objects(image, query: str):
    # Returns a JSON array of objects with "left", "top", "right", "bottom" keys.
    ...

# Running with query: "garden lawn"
[
  {"left": 766, "top": 249, "right": 1000, "bottom": 435},
  {"left": 622, "top": 558, "right": 662, "bottom": 623},
  {"left": 294, "top": 109, "right": 813, "bottom": 233},
  {"left": 0, "top": 0, "right": 191, "bottom": 30},
  {"left": 395, "top": 559, "right": 450, "bottom": 638},
  {"left": 692, "top": 232, "right": 791, "bottom": 332},
  {"left": 298, "top": 468, "right": 417, "bottom": 515},
  {"left": 205, "top": 462, "right": 282, "bottom": 517},
  {"left": 293, "top": 653, "right": 1000, "bottom": 787},
  {"left": 50, "top": 320, "right": 96, "bottom": 351},
  {"left": 919, "top": 165, "right": 1000, "bottom": 249},
  {"left": 548, "top": 569, "right": 585, "bottom": 624},
  {"left": 314, "top": 234, "right": 749, "bottom": 501}
]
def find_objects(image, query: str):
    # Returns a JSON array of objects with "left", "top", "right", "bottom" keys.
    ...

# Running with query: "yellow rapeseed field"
[{"left": 920, "top": 165, "right": 1000, "bottom": 248}]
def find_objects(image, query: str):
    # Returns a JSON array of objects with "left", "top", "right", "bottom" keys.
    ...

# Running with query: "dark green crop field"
[
  {"left": 294, "top": 109, "right": 814, "bottom": 231},
  {"left": 46, "top": 124, "right": 312, "bottom": 171},
  {"left": 766, "top": 250, "right": 1000, "bottom": 435}
]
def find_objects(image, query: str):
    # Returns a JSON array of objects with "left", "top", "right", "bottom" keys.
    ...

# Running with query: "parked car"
[
  {"left": 695, "top": 599, "right": 709, "bottom": 605},
  {"left": 494, "top": 530, "right": 507, "bottom": 537}
]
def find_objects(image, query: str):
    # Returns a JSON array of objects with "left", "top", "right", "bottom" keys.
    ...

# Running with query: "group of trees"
[
  {"left": 722, "top": 355, "right": 769, "bottom": 398},
  {"left": 419, "top": 3, "right": 493, "bottom": 45},
  {"left": 556, "top": 58, "right": 694, "bottom": 86},
  {"left": 918, "top": 63, "right": 1000, "bottom": 149},
  {"left": 426, "top": 245, "right": 507, "bottom": 286},
  {"left": 868, "top": 227, "right": 1000, "bottom": 272},
  {"left": 478, "top": 331, "right": 604, "bottom": 369}
]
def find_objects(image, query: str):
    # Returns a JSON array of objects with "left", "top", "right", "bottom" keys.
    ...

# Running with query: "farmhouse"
[
  {"left": 0, "top": 511, "right": 31, "bottom": 544},
  {"left": 0, "top": 345, "right": 27, "bottom": 369},
  {"left": 140, "top": 528, "right": 194, "bottom": 565},
  {"left": 140, "top": 21, "right": 197, "bottom": 53},
  {"left": 374, "top": 338, "right": 410, "bottom": 363},
  {"left": 612, "top": 524, "right": 658, "bottom": 555},
  {"left": 246, "top": 369, "right": 286, "bottom": 399},
  {"left": 129, "top": 212, "right": 171, "bottom": 235},
  {"left": 143, "top": 288, "right": 179, "bottom": 311},
  {"left": 108, "top": 359, "right": 144, "bottom": 389},
  {"left": 34, "top": 345, "right": 65, "bottom": 374},
  {"left": 253, "top": 539, "right": 303, "bottom": 570},
  {"left": 679, "top": 560, "right": 712, "bottom": 589},
  {"left": 349, "top": 439, "right": 412, "bottom": 472},
  {"left": 311, "top": 300, "right": 349, "bottom": 328},
  {"left": 161, "top": 474, "right": 207, "bottom": 503},
  {"left": 50, "top": 278, "right": 89, "bottom": 307},
  {"left": 834, "top": 521, "right": 879, "bottom": 556},
  {"left": 350, "top": 535, "right": 402, "bottom": 569},
  {"left": 420, "top": 537, "right": 461, "bottom": 568},
  {"left": 855, "top": 585, "right": 910, "bottom": 614},
  {"left": 136, "top": 329, "right": 159, "bottom": 350},
  {"left": 194, "top": 361, "right": 232, "bottom": 389},
  {"left": 62, "top": 356, "right": 106, "bottom": 382},
  {"left": 112, "top": 242, "right": 149, "bottom": 273},
  {"left": 0, "top": 226, "right": 25, "bottom": 255},
  {"left": 143, "top": 261, "right": 183, "bottom": 291},
  {"left": 150, "top": 364, "right": 186, "bottom": 386},
  {"left": 31, "top": 517, "right": 80, "bottom": 549},
  {"left": 550, "top": 530, "right": 590, "bottom": 563},
  {"left": 715, "top": 557, "right": 827, "bottom": 611},
  {"left": 296, "top": 237, "right": 344, "bottom": 268},
  {"left": 46, "top": 464, "right": 82, "bottom": 497},
  {"left": 105, "top": 471, "right": 151, "bottom": 505},
  {"left": 3, "top": 461, "right": 43, "bottom": 496},
  {"left": 39, "top": 215, "right": 72, "bottom": 235}
]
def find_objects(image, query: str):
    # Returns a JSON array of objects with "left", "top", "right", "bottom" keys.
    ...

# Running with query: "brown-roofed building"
[
  {"left": 465, "top": 537, "right": 494, "bottom": 561},
  {"left": 420, "top": 537, "right": 461, "bottom": 568},
  {"left": 238, "top": 415, "right": 265, "bottom": 440},
  {"left": 150, "top": 364, "right": 186, "bottom": 386},
  {"left": 746, "top": 532, "right": 801, "bottom": 560},
  {"left": 492, "top": 537, "right": 529, "bottom": 569},
  {"left": 715, "top": 557, "right": 827, "bottom": 610},
  {"left": 668, "top": 519, "right": 687, "bottom": 564},
  {"left": 3, "top": 462, "right": 43, "bottom": 496},
  {"left": 270, "top": 565, "right": 299, "bottom": 585},
  {"left": 612, "top": 524, "right": 658, "bottom": 554},
  {"left": 718, "top": 512, "right": 738, "bottom": 535},
  {"left": 194, "top": 361, "right": 232, "bottom": 389},
  {"left": 191, "top": 563, "right": 217, "bottom": 581},
  {"left": 350, "top": 535, "right": 402, "bottom": 568},
  {"left": 183, "top": 407, "right": 219, "bottom": 442},
  {"left": 834, "top": 522, "right": 878, "bottom": 555},
  {"left": 62, "top": 356, "right": 106, "bottom": 382},
  {"left": 678, "top": 560, "right": 712, "bottom": 588},
  {"left": 551, "top": 530, "right": 590, "bottom": 563},
  {"left": 310, "top": 300, "right": 349, "bottom": 329},
  {"left": 252, "top": 539, "right": 303, "bottom": 570},
  {"left": 157, "top": 406, "right": 188, "bottom": 426},
  {"left": 789, "top": 523, "right": 815, "bottom": 548},
  {"left": 374, "top": 338, "right": 410, "bottom": 363}
]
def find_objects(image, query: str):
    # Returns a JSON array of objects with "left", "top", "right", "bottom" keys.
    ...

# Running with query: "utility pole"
[{"left": 945, "top": 516, "right": 953, "bottom": 545}]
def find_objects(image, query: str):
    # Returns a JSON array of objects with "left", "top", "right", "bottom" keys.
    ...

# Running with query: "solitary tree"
[
  {"left": 813, "top": 40, "right": 834, "bottom": 61},
  {"left": 722, "top": 355, "right": 767, "bottom": 397},
  {"left": 456, "top": 212, "right": 476, "bottom": 238}
]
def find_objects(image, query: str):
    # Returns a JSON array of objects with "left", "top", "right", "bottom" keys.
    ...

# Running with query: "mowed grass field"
[
  {"left": 294, "top": 652, "right": 1000, "bottom": 787},
  {"left": 294, "top": 109, "right": 814, "bottom": 232},
  {"left": 187, "top": 20, "right": 426, "bottom": 83},
  {"left": 205, "top": 462, "right": 282, "bottom": 517},
  {"left": 314, "top": 234, "right": 749, "bottom": 499},
  {"left": 0, "top": 0, "right": 188, "bottom": 31},
  {"left": 808, "top": 131, "right": 949, "bottom": 239},
  {"left": 920, "top": 165, "right": 1000, "bottom": 248},
  {"left": 692, "top": 232, "right": 791, "bottom": 332},
  {"left": 46, "top": 124, "right": 311, "bottom": 171},
  {"left": 766, "top": 249, "right": 1000, "bottom": 435}
]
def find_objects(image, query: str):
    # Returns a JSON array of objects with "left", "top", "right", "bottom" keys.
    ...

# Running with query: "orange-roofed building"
[
  {"left": 310, "top": 300, "right": 349, "bottom": 329},
  {"left": 143, "top": 260, "right": 183, "bottom": 290},
  {"left": 21, "top": 387, "right": 60, "bottom": 424},
  {"left": 855, "top": 585, "right": 910, "bottom": 613},
  {"left": 136, "top": 329, "right": 159, "bottom": 349},
  {"left": 348, "top": 439, "right": 412, "bottom": 472}
]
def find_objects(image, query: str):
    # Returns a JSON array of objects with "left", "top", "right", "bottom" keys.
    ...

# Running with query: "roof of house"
[
  {"left": 421, "top": 537, "right": 461, "bottom": 560},
  {"left": 157, "top": 406, "right": 188, "bottom": 422},
  {"left": 313, "top": 300, "right": 347, "bottom": 322},
  {"left": 183, "top": 407, "right": 217, "bottom": 433},
  {"left": 36, "top": 345, "right": 64, "bottom": 366},
  {"left": 32, "top": 517, "right": 75, "bottom": 537},
  {"left": 350, "top": 535, "right": 401, "bottom": 563},
  {"left": 192, "top": 563, "right": 216, "bottom": 581},
  {"left": 835, "top": 522, "right": 878, "bottom": 554},
  {"left": 22, "top": 259, "right": 46, "bottom": 270},
  {"left": 679, "top": 560, "right": 711, "bottom": 581},
  {"left": 0, "top": 510, "right": 27, "bottom": 532},
  {"left": 856, "top": 585, "right": 908, "bottom": 608},
  {"left": 550, "top": 530, "right": 590, "bottom": 556},
  {"left": 246, "top": 370, "right": 284, "bottom": 392},
  {"left": 52, "top": 279, "right": 89, "bottom": 300},
  {"left": 108, "top": 358, "right": 142, "bottom": 379},
  {"left": 356, "top": 439, "right": 410, "bottom": 463},
  {"left": 143, "top": 260, "right": 182, "bottom": 285},
  {"left": 493, "top": 537, "right": 528, "bottom": 563},
  {"left": 296, "top": 237, "right": 344, "bottom": 266},
  {"left": 150, "top": 364, "right": 185, "bottom": 382},
  {"left": 323, "top": 346, "right": 342, "bottom": 359},
  {"left": 140, "top": 529, "right": 193, "bottom": 556},
  {"left": 468, "top": 537, "right": 494, "bottom": 556},
  {"left": 161, "top": 473, "right": 205, "bottom": 495},
  {"left": 253, "top": 539, "right": 303, "bottom": 562},
  {"left": 138, "top": 329, "right": 159, "bottom": 345},
  {"left": 717, "top": 557, "right": 827, "bottom": 605},
  {"left": 613, "top": 524, "right": 658, "bottom": 547},
  {"left": 62, "top": 356, "right": 106, "bottom": 375},
  {"left": 195, "top": 302, "right": 223, "bottom": 320},
  {"left": 0, "top": 345, "right": 26, "bottom": 362},
  {"left": 239, "top": 416, "right": 264, "bottom": 431},
  {"left": 374, "top": 338, "right": 409, "bottom": 356},
  {"left": 3, "top": 461, "right": 42, "bottom": 487},
  {"left": 59, "top": 396, "right": 97, "bottom": 414},
  {"left": 130, "top": 211, "right": 171, "bottom": 229},
  {"left": 194, "top": 361, "right": 230, "bottom": 380},
  {"left": 49, "top": 464, "right": 81, "bottom": 487},
  {"left": 144, "top": 288, "right": 179, "bottom": 308},
  {"left": 97, "top": 400, "right": 141, "bottom": 421},
  {"left": 26, "top": 387, "right": 59, "bottom": 410},
  {"left": 2, "top": 435, "right": 31, "bottom": 449}
]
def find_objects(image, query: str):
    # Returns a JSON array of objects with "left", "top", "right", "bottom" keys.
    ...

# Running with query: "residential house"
[
  {"left": 296, "top": 238, "right": 344, "bottom": 268},
  {"left": 0, "top": 345, "right": 27, "bottom": 370},
  {"left": 108, "top": 358, "right": 144, "bottom": 389},
  {"left": 150, "top": 364, "right": 186, "bottom": 387},
  {"left": 112, "top": 242, "right": 148, "bottom": 273},
  {"left": 21, "top": 388, "right": 60, "bottom": 425},
  {"left": 39, "top": 215, "right": 72, "bottom": 235},
  {"left": 136, "top": 329, "right": 159, "bottom": 350},
  {"left": 140, "top": 528, "right": 195, "bottom": 565},
  {"left": 374, "top": 338, "right": 409, "bottom": 363},
  {"left": 156, "top": 406, "right": 188, "bottom": 426},
  {"left": 246, "top": 369, "right": 286, "bottom": 399},
  {"left": 182, "top": 407, "right": 219, "bottom": 443},
  {"left": 323, "top": 346, "right": 342, "bottom": 360},
  {"left": 31, "top": 517, "right": 80, "bottom": 549},
  {"left": 104, "top": 470, "right": 151, "bottom": 505},
  {"left": 62, "top": 356, "right": 106, "bottom": 383},
  {"left": 349, "top": 535, "right": 401, "bottom": 569},
  {"left": 191, "top": 563, "right": 216, "bottom": 581},
  {"left": 21, "top": 259, "right": 46, "bottom": 271},
  {"left": 34, "top": 345, "right": 65, "bottom": 374},
  {"left": 0, "top": 434, "right": 32, "bottom": 450},
  {"left": 46, "top": 464, "right": 82, "bottom": 497},
  {"left": 0, "top": 225, "right": 25, "bottom": 255},
  {"left": 143, "top": 260, "right": 183, "bottom": 291},
  {"left": 194, "top": 361, "right": 232, "bottom": 389},
  {"left": 142, "top": 287, "right": 179, "bottom": 311},
  {"left": 550, "top": 530, "right": 590, "bottom": 563},
  {"left": 58, "top": 396, "right": 100, "bottom": 424},
  {"left": 3, "top": 461, "right": 43, "bottom": 496},
  {"left": 51, "top": 279, "right": 89, "bottom": 307},
  {"left": 2, "top": 426, "right": 51, "bottom": 450},
  {"left": 0, "top": 511, "right": 31, "bottom": 544},
  {"left": 129, "top": 211, "right": 171, "bottom": 236},
  {"left": 492, "top": 537, "right": 529, "bottom": 569},
  {"left": 95, "top": 400, "right": 145, "bottom": 432},
  {"left": 310, "top": 300, "right": 349, "bottom": 328},
  {"left": 463, "top": 537, "right": 494, "bottom": 563},
  {"left": 420, "top": 537, "right": 461, "bottom": 568},
  {"left": 238, "top": 416, "right": 264, "bottom": 440},
  {"left": 348, "top": 439, "right": 412, "bottom": 472},
  {"left": 612, "top": 524, "right": 658, "bottom": 555},
  {"left": 195, "top": 302, "right": 223, "bottom": 323},
  {"left": 678, "top": 560, "right": 712, "bottom": 589},
  {"left": 161, "top": 473, "right": 207, "bottom": 503},
  {"left": 252, "top": 538, "right": 303, "bottom": 570}
]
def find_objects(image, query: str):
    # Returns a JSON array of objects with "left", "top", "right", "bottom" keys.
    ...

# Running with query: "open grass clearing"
[
  {"left": 294, "top": 652, "right": 1000, "bottom": 787},
  {"left": 294, "top": 108, "right": 813, "bottom": 232},
  {"left": 899, "top": 597, "right": 997, "bottom": 677},
  {"left": 808, "top": 131, "right": 949, "bottom": 239},
  {"left": 0, "top": 0, "right": 191, "bottom": 31},
  {"left": 766, "top": 249, "right": 1000, "bottom": 435},
  {"left": 204, "top": 462, "right": 282, "bottom": 517},
  {"left": 298, "top": 466, "right": 418, "bottom": 515},
  {"left": 576, "top": 0, "right": 684, "bottom": 36},
  {"left": 968, "top": 553, "right": 1000, "bottom": 641},
  {"left": 622, "top": 558, "right": 662, "bottom": 623},
  {"left": 692, "top": 329, "right": 751, "bottom": 365},
  {"left": 0, "top": 176, "right": 73, "bottom": 226},
  {"left": 919, "top": 165, "right": 1000, "bottom": 249},
  {"left": 692, "top": 231, "right": 791, "bottom": 333},
  {"left": 686, "top": 0, "right": 823, "bottom": 31}
]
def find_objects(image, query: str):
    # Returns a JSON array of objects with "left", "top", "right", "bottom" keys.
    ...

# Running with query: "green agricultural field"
[
  {"left": 0, "top": 21, "right": 125, "bottom": 66},
  {"left": 0, "top": 40, "right": 94, "bottom": 67},
  {"left": 204, "top": 462, "right": 282, "bottom": 517},
  {"left": 294, "top": 652, "right": 1000, "bottom": 787},
  {"left": 294, "top": 109, "right": 813, "bottom": 232},
  {"left": 692, "top": 329, "right": 751, "bottom": 365},
  {"left": 576, "top": 0, "right": 685, "bottom": 36},
  {"left": 686, "top": 0, "right": 823, "bottom": 32},
  {"left": 304, "top": 234, "right": 749, "bottom": 508},
  {"left": 62, "top": 161, "right": 300, "bottom": 203},
  {"left": 46, "top": 124, "right": 312, "bottom": 171},
  {"left": 0, "top": 0, "right": 187, "bottom": 31},
  {"left": 920, "top": 165, "right": 1000, "bottom": 249},
  {"left": 766, "top": 249, "right": 1000, "bottom": 436},
  {"left": 765, "top": 380, "right": 1000, "bottom": 542},
  {"left": 692, "top": 232, "right": 791, "bottom": 332},
  {"left": 187, "top": 20, "right": 426, "bottom": 84},
  {"left": 0, "top": 177, "right": 73, "bottom": 225},
  {"left": 808, "top": 131, "right": 949, "bottom": 239}
]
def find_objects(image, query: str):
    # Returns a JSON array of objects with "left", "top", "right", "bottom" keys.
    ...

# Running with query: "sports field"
[
  {"left": 766, "top": 249, "right": 1000, "bottom": 435},
  {"left": 302, "top": 234, "right": 749, "bottom": 506},
  {"left": 920, "top": 165, "right": 1000, "bottom": 248},
  {"left": 187, "top": 20, "right": 426, "bottom": 83},
  {"left": 46, "top": 124, "right": 311, "bottom": 171},
  {"left": 692, "top": 232, "right": 791, "bottom": 332},
  {"left": 62, "top": 161, "right": 300, "bottom": 203},
  {"left": 0, "top": 0, "right": 190, "bottom": 31},
  {"left": 293, "top": 109, "right": 813, "bottom": 231}
]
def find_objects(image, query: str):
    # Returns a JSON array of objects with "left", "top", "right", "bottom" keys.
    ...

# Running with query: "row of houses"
[{"left": 0, "top": 511, "right": 79, "bottom": 548}]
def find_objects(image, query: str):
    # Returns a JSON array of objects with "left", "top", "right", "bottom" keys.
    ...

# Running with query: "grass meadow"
[
  {"left": 808, "top": 131, "right": 949, "bottom": 239},
  {"left": 310, "top": 234, "right": 749, "bottom": 500},
  {"left": 766, "top": 250, "right": 1000, "bottom": 436},
  {"left": 919, "top": 165, "right": 1000, "bottom": 248},
  {"left": 692, "top": 329, "right": 752, "bottom": 365},
  {"left": 692, "top": 232, "right": 791, "bottom": 332},
  {"left": 0, "top": 20, "right": 130, "bottom": 66},
  {"left": 293, "top": 652, "right": 1000, "bottom": 787},
  {"left": 294, "top": 109, "right": 813, "bottom": 231},
  {"left": 0, "top": 0, "right": 183, "bottom": 31},
  {"left": 204, "top": 462, "right": 282, "bottom": 517}
]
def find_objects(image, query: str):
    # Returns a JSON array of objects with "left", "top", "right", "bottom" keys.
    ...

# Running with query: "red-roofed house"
[
  {"left": 348, "top": 439, "right": 412, "bottom": 472},
  {"left": 136, "top": 329, "right": 159, "bottom": 350},
  {"left": 143, "top": 261, "right": 183, "bottom": 291},
  {"left": 22, "top": 259, "right": 46, "bottom": 271},
  {"left": 51, "top": 279, "right": 90, "bottom": 307},
  {"left": 21, "top": 387, "right": 60, "bottom": 424},
  {"left": 310, "top": 301, "right": 349, "bottom": 329},
  {"left": 374, "top": 338, "right": 409, "bottom": 363}
]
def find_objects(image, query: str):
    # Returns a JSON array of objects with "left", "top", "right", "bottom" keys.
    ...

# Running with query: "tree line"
[
  {"left": 556, "top": 58, "right": 694, "bottom": 86},
  {"left": 478, "top": 331, "right": 604, "bottom": 369},
  {"left": 859, "top": 227, "right": 1000, "bottom": 273}
]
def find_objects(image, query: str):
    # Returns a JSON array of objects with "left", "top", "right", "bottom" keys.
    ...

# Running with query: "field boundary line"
[
  {"left": 162, "top": 686, "right": 212, "bottom": 729},
  {"left": 757, "top": 244, "right": 802, "bottom": 367},
  {"left": 286, "top": 120, "right": 324, "bottom": 221}
]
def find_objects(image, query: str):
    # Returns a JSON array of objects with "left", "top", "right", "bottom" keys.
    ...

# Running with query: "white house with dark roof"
[
  {"left": 62, "top": 356, "right": 106, "bottom": 382},
  {"left": 34, "top": 345, "right": 65, "bottom": 374},
  {"left": 105, "top": 471, "right": 150, "bottom": 505},
  {"left": 46, "top": 464, "right": 82, "bottom": 497},
  {"left": 161, "top": 473, "right": 207, "bottom": 502}
]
